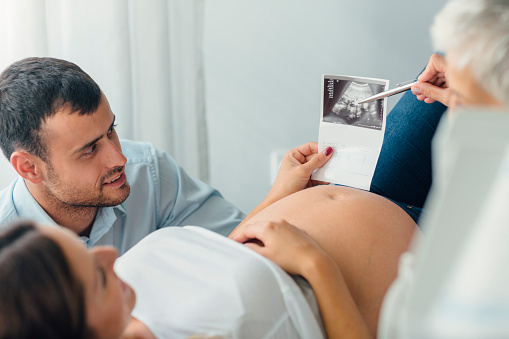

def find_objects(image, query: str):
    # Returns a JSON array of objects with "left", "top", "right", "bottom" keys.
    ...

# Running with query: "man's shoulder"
[
  {"left": 120, "top": 139, "right": 178, "bottom": 171},
  {"left": 120, "top": 139, "right": 156, "bottom": 161},
  {"left": 0, "top": 180, "right": 21, "bottom": 226}
]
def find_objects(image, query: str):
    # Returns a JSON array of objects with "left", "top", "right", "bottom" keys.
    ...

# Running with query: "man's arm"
[{"left": 152, "top": 145, "right": 245, "bottom": 236}]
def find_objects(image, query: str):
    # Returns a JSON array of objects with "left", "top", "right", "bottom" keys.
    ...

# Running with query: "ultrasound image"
[{"left": 323, "top": 79, "right": 385, "bottom": 130}]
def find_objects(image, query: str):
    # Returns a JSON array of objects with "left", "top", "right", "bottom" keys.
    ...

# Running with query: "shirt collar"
[
  {"left": 13, "top": 177, "right": 127, "bottom": 246},
  {"left": 82, "top": 203, "right": 127, "bottom": 247}
]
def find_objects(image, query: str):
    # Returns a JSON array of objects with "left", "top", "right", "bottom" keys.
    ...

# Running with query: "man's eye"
[
  {"left": 84, "top": 145, "right": 96, "bottom": 155},
  {"left": 108, "top": 124, "right": 118, "bottom": 135}
]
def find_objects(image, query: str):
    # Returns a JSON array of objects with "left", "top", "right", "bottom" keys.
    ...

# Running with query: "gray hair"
[{"left": 431, "top": 0, "right": 509, "bottom": 106}]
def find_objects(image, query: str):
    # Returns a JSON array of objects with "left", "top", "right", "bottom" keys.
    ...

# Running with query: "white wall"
[
  {"left": 204, "top": 0, "right": 445, "bottom": 214},
  {"left": 0, "top": 1, "right": 445, "bottom": 214}
]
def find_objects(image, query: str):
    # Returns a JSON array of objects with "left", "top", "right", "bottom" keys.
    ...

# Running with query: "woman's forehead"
[{"left": 38, "top": 224, "right": 96, "bottom": 288}]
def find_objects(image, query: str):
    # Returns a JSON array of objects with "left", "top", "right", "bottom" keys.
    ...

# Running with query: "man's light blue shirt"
[{"left": 0, "top": 140, "right": 245, "bottom": 254}]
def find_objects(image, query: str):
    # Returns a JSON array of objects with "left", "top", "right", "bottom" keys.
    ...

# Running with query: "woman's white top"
[{"left": 115, "top": 226, "right": 325, "bottom": 339}]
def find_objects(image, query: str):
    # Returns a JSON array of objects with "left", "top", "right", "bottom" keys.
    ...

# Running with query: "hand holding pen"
[
  {"left": 411, "top": 54, "right": 450, "bottom": 106},
  {"left": 358, "top": 54, "right": 451, "bottom": 107}
]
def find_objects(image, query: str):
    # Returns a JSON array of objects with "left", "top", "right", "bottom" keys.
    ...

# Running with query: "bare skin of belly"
[{"left": 246, "top": 185, "right": 420, "bottom": 336}]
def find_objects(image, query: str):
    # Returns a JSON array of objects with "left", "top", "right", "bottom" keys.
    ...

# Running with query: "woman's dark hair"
[
  {"left": 0, "top": 221, "right": 95, "bottom": 338},
  {"left": 0, "top": 57, "right": 102, "bottom": 161}
]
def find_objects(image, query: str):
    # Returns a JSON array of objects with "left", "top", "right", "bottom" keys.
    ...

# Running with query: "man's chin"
[
  {"left": 115, "top": 183, "right": 131, "bottom": 204},
  {"left": 99, "top": 183, "right": 131, "bottom": 207}
]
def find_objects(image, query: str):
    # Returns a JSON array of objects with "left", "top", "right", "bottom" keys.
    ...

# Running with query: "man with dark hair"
[{"left": 0, "top": 57, "right": 244, "bottom": 253}]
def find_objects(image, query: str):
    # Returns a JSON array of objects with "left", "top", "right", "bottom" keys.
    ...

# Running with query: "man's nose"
[{"left": 105, "top": 139, "right": 127, "bottom": 168}]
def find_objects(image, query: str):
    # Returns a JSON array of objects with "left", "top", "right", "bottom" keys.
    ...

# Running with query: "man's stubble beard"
[{"left": 44, "top": 164, "right": 131, "bottom": 210}]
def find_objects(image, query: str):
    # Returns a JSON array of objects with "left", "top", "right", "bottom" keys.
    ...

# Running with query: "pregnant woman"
[{"left": 0, "top": 141, "right": 417, "bottom": 339}]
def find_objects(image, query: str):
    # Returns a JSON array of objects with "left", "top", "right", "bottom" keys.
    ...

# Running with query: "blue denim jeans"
[{"left": 370, "top": 90, "right": 447, "bottom": 224}]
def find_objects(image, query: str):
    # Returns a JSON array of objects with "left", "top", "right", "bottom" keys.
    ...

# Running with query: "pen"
[{"left": 357, "top": 80, "right": 419, "bottom": 104}]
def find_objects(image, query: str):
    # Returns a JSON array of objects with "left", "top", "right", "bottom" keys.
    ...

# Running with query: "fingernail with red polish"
[{"left": 323, "top": 146, "right": 333, "bottom": 156}]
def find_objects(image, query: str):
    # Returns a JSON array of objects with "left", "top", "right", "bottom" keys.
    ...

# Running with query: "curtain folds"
[{"left": 0, "top": 0, "right": 208, "bottom": 182}]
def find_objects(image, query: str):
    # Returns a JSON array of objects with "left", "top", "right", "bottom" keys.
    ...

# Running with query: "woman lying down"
[{"left": 0, "top": 142, "right": 417, "bottom": 339}]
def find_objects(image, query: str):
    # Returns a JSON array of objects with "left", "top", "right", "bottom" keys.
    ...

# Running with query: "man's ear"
[{"left": 10, "top": 151, "right": 44, "bottom": 184}]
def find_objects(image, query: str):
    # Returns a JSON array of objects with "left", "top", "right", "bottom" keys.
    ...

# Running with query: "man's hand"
[{"left": 411, "top": 53, "right": 451, "bottom": 106}]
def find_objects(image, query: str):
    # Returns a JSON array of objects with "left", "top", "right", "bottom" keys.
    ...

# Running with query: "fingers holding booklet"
[
  {"left": 270, "top": 141, "right": 334, "bottom": 200},
  {"left": 311, "top": 75, "right": 389, "bottom": 190}
]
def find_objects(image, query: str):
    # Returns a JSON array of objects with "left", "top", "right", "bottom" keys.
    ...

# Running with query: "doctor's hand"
[
  {"left": 232, "top": 219, "right": 331, "bottom": 277},
  {"left": 268, "top": 142, "right": 333, "bottom": 201},
  {"left": 411, "top": 53, "right": 451, "bottom": 106}
]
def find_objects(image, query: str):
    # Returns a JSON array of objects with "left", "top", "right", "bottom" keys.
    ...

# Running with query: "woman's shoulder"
[
  {"left": 117, "top": 226, "right": 269, "bottom": 271},
  {"left": 115, "top": 226, "right": 323, "bottom": 339}
]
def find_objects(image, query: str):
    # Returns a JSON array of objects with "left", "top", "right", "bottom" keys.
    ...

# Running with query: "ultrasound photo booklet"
[{"left": 311, "top": 75, "right": 389, "bottom": 190}]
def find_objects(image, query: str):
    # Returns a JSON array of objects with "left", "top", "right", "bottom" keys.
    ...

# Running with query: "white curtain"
[{"left": 0, "top": 0, "right": 209, "bottom": 183}]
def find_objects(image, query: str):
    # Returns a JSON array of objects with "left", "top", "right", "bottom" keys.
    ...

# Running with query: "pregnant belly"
[
  {"left": 247, "top": 185, "right": 418, "bottom": 334},
  {"left": 249, "top": 185, "right": 415, "bottom": 239}
]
